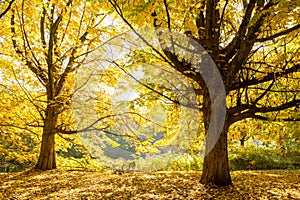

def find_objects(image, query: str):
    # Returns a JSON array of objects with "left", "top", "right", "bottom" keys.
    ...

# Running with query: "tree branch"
[
  {"left": 163, "top": 0, "right": 171, "bottom": 30},
  {"left": 0, "top": 123, "right": 41, "bottom": 138},
  {"left": 205, "top": 0, "right": 220, "bottom": 51},
  {"left": 256, "top": 24, "right": 300, "bottom": 43},
  {"left": 195, "top": 0, "right": 206, "bottom": 45},
  {"left": 10, "top": 9, "right": 48, "bottom": 85},
  {"left": 222, "top": 0, "right": 256, "bottom": 62},
  {"left": 252, "top": 79, "right": 275, "bottom": 105},
  {"left": 229, "top": 99, "right": 300, "bottom": 124},
  {"left": 0, "top": 0, "right": 15, "bottom": 19},
  {"left": 112, "top": 61, "right": 200, "bottom": 110},
  {"left": 231, "top": 64, "right": 300, "bottom": 90}
]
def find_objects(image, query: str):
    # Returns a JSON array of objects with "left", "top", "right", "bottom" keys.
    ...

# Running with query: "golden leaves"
[{"left": 0, "top": 170, "right": 299, "bottom": 199}]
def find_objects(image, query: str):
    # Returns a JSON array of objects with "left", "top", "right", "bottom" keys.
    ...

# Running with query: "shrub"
[{"left": 229, "top": 147, "right": 300, "bottom": 170}]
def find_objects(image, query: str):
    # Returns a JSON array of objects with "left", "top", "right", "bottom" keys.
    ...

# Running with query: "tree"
[
  {"left": 6, "top": 0, "right": 108, "bottom": 170},
  {"left": 108, "top": 0, "right": 300, "bottom": 186}
]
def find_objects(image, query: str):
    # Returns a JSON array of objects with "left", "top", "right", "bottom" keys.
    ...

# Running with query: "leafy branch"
[{"left": 0, "top": 0, "right": 15, "bottom": 19}]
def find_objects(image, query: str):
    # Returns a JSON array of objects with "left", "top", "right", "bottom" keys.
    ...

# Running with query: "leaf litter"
[{"left": 0, "top": 170, "right": 299, "bottom": 199}]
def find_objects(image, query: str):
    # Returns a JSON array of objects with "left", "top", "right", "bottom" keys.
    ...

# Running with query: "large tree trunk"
[
  {"left": 200, "top": 122, "right": 232, "bottom": 186},
  {"left": 35, "top": 105, "right": 58, "bottom": 170},
  {"left": 35, "top": 130, "right": 56, "bottom": 170},
  {"left": 199, "top": 87, "right": 232, "bottom": 186}
]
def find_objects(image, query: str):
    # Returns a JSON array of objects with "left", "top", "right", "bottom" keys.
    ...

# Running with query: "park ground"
[{"left": 0, "top": 170, "right": 299, "bottom": 199}]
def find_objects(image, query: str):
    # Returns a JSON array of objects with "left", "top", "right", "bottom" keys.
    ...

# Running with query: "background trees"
[
  {"left": 1, "top": 0, "right": 109, "bottom": 170},
  {"left": 108, "top": 0, "right": 300, "bottom": 186}
]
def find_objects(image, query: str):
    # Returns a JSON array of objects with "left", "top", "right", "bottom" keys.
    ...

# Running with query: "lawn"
[{"left": 0, "top": 170, "right": 299, "bottom": 199}]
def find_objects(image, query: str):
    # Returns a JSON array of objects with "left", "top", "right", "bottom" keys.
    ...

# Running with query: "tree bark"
[
  {"left": 200, "top": 87, "right": 232, "bottom": 186},
  {"left": 200, "top": 121, "right": 232, "bottom": 186},
  {"left": 35, "top": 105, "right": 58, "bottom": 170}
]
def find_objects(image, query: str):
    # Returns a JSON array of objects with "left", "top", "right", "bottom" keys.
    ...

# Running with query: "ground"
[{"left": 0, "top": 170, "right": 299, "bottom": 199}]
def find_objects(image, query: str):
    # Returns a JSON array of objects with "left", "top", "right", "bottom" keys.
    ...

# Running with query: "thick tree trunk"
[
  {"left": 199, "top": 85, "right": 232, "bottom": 186},
  {"left": 200, "top": 122, "right": 232, "bottom": 186},
  {"left": 35, "top": 130, "right": 56, "bottom": 170},
  {"left": 35, "top": 106, "right": 58, "bottom": 170}
]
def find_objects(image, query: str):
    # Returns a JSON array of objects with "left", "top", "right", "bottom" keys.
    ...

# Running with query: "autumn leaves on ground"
[{"left": 1, "top": 170, "right": 299, "bottom": 199}]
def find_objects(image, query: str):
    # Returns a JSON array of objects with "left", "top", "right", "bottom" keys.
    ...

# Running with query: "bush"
[
  {"left": 229, "top": 147, "right": 300, "bottom": 170},
  {"left": 0, "top": 161, "right": 33, "bottom": 172}
]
